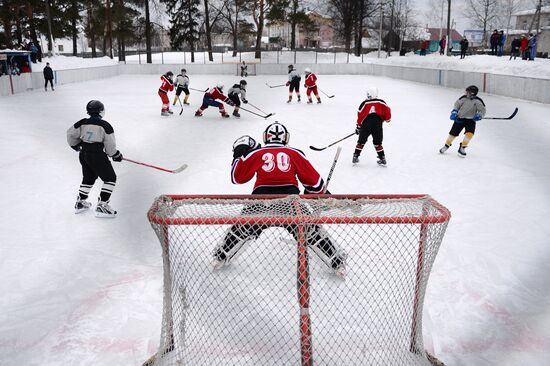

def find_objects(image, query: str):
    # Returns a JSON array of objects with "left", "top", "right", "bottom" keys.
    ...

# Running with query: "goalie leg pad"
[{"left": 213, "top": 225, "right": 262, "bottom": 266}]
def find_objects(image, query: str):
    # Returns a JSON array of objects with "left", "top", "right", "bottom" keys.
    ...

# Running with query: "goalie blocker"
[{"left": 212, "top": 123, "right": 346, "bottom": 276}]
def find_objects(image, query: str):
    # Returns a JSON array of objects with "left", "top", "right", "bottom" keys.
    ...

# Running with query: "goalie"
[{"left": 212, "top": 122, "right": 347, "bottom": 277}]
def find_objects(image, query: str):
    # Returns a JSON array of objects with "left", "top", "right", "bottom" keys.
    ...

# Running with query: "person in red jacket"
[
  {"left": 158, "top": 71, "right": 174, "bottom": 116},
  {"left": 520, "top": 34, "right": 529, "bottom": 60},
  {"left": 212, "top": 122, "right": 347, "bottom": 277},
  {"left": 352, "top": 86, "right": 392, "bottom": 166},
  {"left": 195, "top": 82, "right": 234, "bottom": 118},
  {"left": 304, "top": 67, "right": 321, "bottom": 104}
]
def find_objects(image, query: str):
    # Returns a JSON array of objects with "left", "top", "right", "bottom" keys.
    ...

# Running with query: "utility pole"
[{"left": 445, "top": 0, "right": 451, "bottom": 56}]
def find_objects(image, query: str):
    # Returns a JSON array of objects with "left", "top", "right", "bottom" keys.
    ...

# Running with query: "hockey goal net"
[{"left": 145, "top": 194, "right": 450, "bottom": 366}]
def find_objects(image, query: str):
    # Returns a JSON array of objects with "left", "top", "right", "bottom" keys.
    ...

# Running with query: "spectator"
[
  {"left": 10, "top": 62, "right": 20, "bottom": 76},
  {"left": 509, "top": 37, "right": 520, "bottom": 60},
  {"left": 36, "top": 42, "right": 43, "bottom": 62},
  {"left": 420, "top": 40, "right": 428, "bottom": 56},
  {"left": 439, "top": 36, "right": 446, "bottom": 55},
  {"left": 43, "top": 62, "right": 54, "bottom": 91},
  {"left": 520, "top": 34, "right": 529, "bottom": 60},
  {"left": 490, "top": 30, "right": 499, "bottom": 55},
  {"left": 528, "top": 33, "right": 538, "bottom": 61},
  {"left": 459, "top": 37, "right": 469, "bottom": 59},
  {"left": 19, "top": 61, "right": 31, "bottom": 73},
  {"left": 29, "top": 42, "right": 39, "bottom": 63},
  {"left": 497, "top": 31, "right": 506, "bottom": 57}
]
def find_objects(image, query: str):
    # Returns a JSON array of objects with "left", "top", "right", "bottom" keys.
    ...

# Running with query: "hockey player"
[
  {"left": 172, "top": 69, "right": 190, "bottom": 106},
  {"left": 240, "top": 61, "right": 248, "bottom": 77},
  {"left": 212, "top": 122, "right": 347, "bottom": 277},
  {"left": 304, "top": 67, "right": 321, "bottom": 104},
  {"left": 158, "top": 71, "right": 174, "bottom": 116},
  {"left": 195, "top": 82, "right": 234, "bottom": 118},
  {"left": 285, "top": 64, "right": 301, "bottom": 103},
  {"left": 67, "top": 100, "right": 123, "bottom": 218},
  {"left": 440, "top": 85, "right": 486, "bottom": 157},
  {"left": 352, "top": 86, "right": 392, "bottom": 166},
  {"left": 227, "top": 80, "right": 248, "bottom": 118}
]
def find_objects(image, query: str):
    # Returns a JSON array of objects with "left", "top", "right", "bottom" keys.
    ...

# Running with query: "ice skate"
[
  {"left": 74, "top": 198, "right": 92, "bottom": 214},
  {"left": 377, "top": 158, "right": 387, "bottom": 167},
  {"left": 232, "top": 111, "right": 241, "bottom": 118},
  {"left": 287, "top": 99, "right": 292, "bottom": 103},
  {"left": 458, "top": 143, "right": 467, "bottom": 157},
  {"left": 161, "top": 111, "right": 170, "bottom": 116},
  {"left": 439, "top": 144, "right": 450, "bottom": 154},
  {"left": 194, "top": 111, "right": 203, "bottom": 117},
  {"left": 95, "top": 200, "right": 117, "bottom": 218},
  {"left": 317, "top": 99, "right": 322, "bottom": 104},
  {"left": 352, "top": 154, "right": 360, "bottom": 164},
  {"left": 221, "top": 112, "right": 230, "bottom": 118},
  {"left": 307, "top": 99, "right": 313, "bottom": 104},
  {"left": 168, "top": 109, "right": 174, "bottom": 115},
  {"left": 297, "top": 97, "right": 301, "bottom": 103},
  {"left": 183, "top": 101, "right": 190, "bottom": 105}
]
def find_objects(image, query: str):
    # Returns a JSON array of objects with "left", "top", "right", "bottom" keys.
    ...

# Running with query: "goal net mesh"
[{"left": 145, "top": 194, "right": 450, "bottom": 366}]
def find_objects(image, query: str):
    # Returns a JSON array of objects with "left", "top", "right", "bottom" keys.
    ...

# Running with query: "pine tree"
[{"left": 162, "top": 0, "right": 200, "bottom": 62}]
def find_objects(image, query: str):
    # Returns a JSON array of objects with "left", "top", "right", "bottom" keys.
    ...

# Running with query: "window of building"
[{"left": 58, "top": 45, "right": 64, "bottom": 52}]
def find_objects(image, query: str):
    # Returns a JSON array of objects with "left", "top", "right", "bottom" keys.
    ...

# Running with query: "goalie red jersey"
[{"left": 231, "top": 144, "right": 325, "bottom": 194}]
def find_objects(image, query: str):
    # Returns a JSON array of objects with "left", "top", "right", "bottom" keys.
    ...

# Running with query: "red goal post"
[{"left": 145, "top": 194, "right": 450, "bottom": 366}]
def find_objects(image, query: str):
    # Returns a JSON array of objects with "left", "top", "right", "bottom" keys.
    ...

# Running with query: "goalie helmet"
[
  {"left": 366, "top": 86, "right": 378, "bottom": 100},
  {"left": 263, "top": 122, "right": 289, "bottom": 145},
  {"left": 466, "top": 85, "right": 479, "bottom": 96},
  {"left": 86, "top": 100, "right": 105, "bottom": 117}
]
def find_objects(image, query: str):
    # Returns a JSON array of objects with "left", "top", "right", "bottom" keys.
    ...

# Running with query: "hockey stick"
[
  {"left": 484, "top": 107, "right": 518, "bottom": 120},
  {"left": 325, "top": 146, "right": 342, "bottom": 191},
  {"left": 189, "top": 87, "right": 209, "bottom": 92},
  {"left": 318, "top": 88, "right": 335, "bottom": 98},
  {"left": 247, "top": 102, "right": 269, "bottom": 115},
  {"left": 309, "top": 132, "right": 356, "bottom": 151},
  {"left": 123, "top": 158, "right": 188, "bottom": 174},
  {"left": 228, "top": 103, "right": 274, "bottom": 119},
  {"left": 265, "top": 82, "right": 286, "bottom": 88},
  {"left": 177, "top": 96, "right": 184, "bottom": 115}
]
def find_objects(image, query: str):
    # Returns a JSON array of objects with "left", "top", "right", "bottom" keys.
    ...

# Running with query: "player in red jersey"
[
  {"left": 353, "top": 86, "right": 392, "bottom": 166},
  {"left": 158, "top": 71, "right": 174, "bottom": 116},
  {"left": 194, "top": 82, "right": 234, "bottom": 118},
  {"left": 304, "top": 67, "right": 321, "bottom": 104},
  {"left": 212, "top": 122, "right": 347, "bottom": 277}
]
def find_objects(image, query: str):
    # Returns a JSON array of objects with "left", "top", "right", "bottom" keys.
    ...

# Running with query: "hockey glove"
[
  {"left": 71, "top": 143, "right": 82, "bottom": 152},
  {"left": 232, "top": 135, "right": 261, "bottom": 159},
  {"left": 450, "top": 109, "right": 458, "bottom": 121},
  {"left": 286, "top": 82, "right": 290, "bottom": 86},
  {"left": 473, "top": 112, "right": 482, "bottom": 121},
  {"left": 355, "top": 126, "right": 361, "bottom": 135},
  {"left": 111, "top": 150, "right": 123, "bottom": 162},
  {"left": 225, "top": 98, "right": 235, "bottom": 106},
  {"left": 242, "top": 99, "right": 248, "bottom": 104}
]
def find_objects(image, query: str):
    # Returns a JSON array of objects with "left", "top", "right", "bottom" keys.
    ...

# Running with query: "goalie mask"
[{"left": 263, "top": 122, "right": 289, "bottom": 145}]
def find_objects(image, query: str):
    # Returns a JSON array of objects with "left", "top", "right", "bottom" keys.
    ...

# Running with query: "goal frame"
[{"left": 146, "top": 194, "right": 451, "bottom": 366}]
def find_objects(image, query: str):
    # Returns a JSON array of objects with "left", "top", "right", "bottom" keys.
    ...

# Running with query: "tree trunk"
[
  {"left": 290, "top": 0, "right": 297, "bottom": 49},
  {"left": 15, "top": 12, "right": 23, "bottom": 45},
  {"left": 145, "top": 0, "right": 152, "bottom": 63},
  {"left": 254, "top": 1, "right": 264, "bottom": 59},
  {"left": 72, "top": 12, "right": 78, "bottom": 56},
  {"left": 106, "top": 0, "right": 113, "bottom": 58},
  {"left": 45, "top": 0, "right": 54, "bottom": 55},
  {"left": 203, "top": 0, "right": 214, "bottom": 61},
  {"left": 88, "top": 3, "right": 97, "bottom": 58},
  {"left": 117, "top": 0, "right": 125, "bottom": 61}
]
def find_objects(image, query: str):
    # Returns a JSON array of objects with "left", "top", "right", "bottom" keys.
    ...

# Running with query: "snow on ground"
[
  {"left": 1, "top": 74, "right": 550, "bottom": 366},
  {"left": 31, "top": 55, "right": 119, "bottom": 72}
]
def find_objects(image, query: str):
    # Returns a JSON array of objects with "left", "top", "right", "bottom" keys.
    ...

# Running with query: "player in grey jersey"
[
  {"left": 66, "top": 100, "right": 123, "bottom": 217},
  {"left": 227, "top": 80, "right": 248, "bottom": 117},
  {"left": 172, "top": 69, "right": 190, "bottom": 106}
]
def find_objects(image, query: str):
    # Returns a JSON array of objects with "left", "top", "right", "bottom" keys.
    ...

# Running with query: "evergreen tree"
[{"left": 162, "top": 0, "right": 200, "bottom": 62}]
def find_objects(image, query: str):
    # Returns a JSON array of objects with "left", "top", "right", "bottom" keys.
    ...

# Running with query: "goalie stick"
[
  {"left": 265, "top": 82, "right": 286, "bottom": 88},
  {"left": 123, "top": 158, "right": 188, "bottom": 174},
  {"left": 310, "top": 132, "right": 355, "bottom": 151},
  {"left": 484, "top": 107, "right": 518, "bottom": 120},
  {"left": 318, "top": 88, "right": 335, "bottom": 98}
]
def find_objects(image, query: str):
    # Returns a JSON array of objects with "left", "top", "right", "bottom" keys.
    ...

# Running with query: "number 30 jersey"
[{"left": 231, "top": 143, "right": 325, "bottom": 194}]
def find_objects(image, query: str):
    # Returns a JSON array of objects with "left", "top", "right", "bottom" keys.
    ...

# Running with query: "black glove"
[
  {"left": 225, "top": 98, "right": 235, "bottom": 106},
  {"left": 355, "top": 125, "right": 361, "bottom": 135},
  {"left": 71, "top": 143, "right": 82, "bottom": 152},
  {"left": 242, "top": 99, "right": 248, "bottom": 104},
  {"left": 233, "top": 135, "right": 260, "bottom": 159},
  {"left": 111, "top": 150, "right": 123, "bottom": 162}
]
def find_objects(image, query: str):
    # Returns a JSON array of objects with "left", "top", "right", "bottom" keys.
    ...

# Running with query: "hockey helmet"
[
  {"left": 86, "top": 100, "right": 105, "bottom": 117},
  {"left": 304, "top": 67, "right": 311, "bottom": 74},
  {"left": 240, "top": 79, "right": 247, "bottom": 88},
  {"left": 216, "top": 81, "right": 224, "bottom": 90},
  {"left": 366, "top": 86, "right": 378, "bottom": 100},
  {"left": 263, "top": 122, "right": 289, "bottom": 145},
  {"left": 181, "top": 68, "right": 186, "bottom": 74},
  {"left": 288, "top": 64, "right": 294, "bottom": 70},
  {"left": 466, "top": 85, "right": 479, "bottom": 96}
]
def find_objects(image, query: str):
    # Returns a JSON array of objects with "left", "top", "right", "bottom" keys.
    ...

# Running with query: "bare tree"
[
  {"left": 214, "top": 0, "right": 247, "bottom": 56},
  {"left": 246, "top": 0, "right": 284, "bottom": 58},
  {"left": 462, "top": 0, "right": 499, "bottom": 46},
  {"left": 499, "top": 0, "right": 521, "bottom": 33}
]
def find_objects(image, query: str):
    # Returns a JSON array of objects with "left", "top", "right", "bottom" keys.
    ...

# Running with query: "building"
[
  {"left": 265, "top": 11, "right": 336, "bottom": 49},
  {"left": 513, "top": 6, "right": 550, "bottom": 55},
  {"left": 425, "top": 28, "right": 462, "bottom": 53}
]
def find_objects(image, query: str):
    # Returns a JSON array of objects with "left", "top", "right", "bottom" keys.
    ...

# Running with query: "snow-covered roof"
[
  {"left": 513, "top": 5, "right": 550, "bottom": 16},
  {"left": 425, "top": 28, "right": 462, "bottom": 41},
  {"left": 0, "top": 49, "right": 31, "bottom": 54}
]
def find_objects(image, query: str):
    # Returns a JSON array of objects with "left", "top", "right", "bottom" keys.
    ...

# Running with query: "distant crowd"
[
  {"left": 0, "top": 40, "right": 43, "bottom": 77},
  {"left": 417, "top": 30, "right": 539, "bottom": 61}
]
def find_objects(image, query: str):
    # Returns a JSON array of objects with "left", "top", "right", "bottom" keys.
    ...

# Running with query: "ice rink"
[{"left": 1, "top": 73, "right": 549, "bottom": 366}]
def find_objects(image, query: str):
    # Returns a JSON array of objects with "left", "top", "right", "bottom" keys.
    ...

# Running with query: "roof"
[
  {"left": 0, "top": 49, "right": 31, "bottom": 55},
  {"left": 513, "top": 5, "right": 550, "bottom": 16},
  {"left": 425, "top": 28, "right": 462, "bottom": 41}
]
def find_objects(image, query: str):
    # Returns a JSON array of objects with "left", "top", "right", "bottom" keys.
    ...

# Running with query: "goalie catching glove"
[{"left": 232, "top": 135, "right": 261, "bottom": 159}]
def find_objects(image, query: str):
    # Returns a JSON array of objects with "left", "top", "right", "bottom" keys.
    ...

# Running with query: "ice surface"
[{"left": 0, "top": 73, "right": 549, "bottom": 366}]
